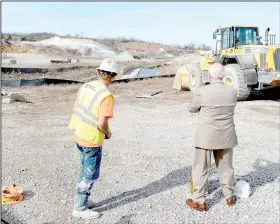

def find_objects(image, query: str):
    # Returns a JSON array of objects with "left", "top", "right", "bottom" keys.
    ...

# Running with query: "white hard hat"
[
  {"left": 235, "top": 180, "right": 251, "bottom": 198},
  {"left": 97, "top": 58, "right": 122, "bottom": 74}
]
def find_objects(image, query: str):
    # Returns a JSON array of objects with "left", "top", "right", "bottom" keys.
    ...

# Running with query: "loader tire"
[
  {"left": 188, "top": 63, "right": 204, "bottom": 92},
  {"left": 224, "top": 64, "right": 251, "bottom": 101}
]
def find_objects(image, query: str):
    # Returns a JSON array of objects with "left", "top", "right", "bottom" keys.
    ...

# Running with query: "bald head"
[{"left": 208, "top": 63, "right": 225, "bottom": 79}]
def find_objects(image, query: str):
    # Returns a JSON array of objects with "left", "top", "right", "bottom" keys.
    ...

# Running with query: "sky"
[{"left": 2, "top": 2, "right": 280, "bottom": 48}]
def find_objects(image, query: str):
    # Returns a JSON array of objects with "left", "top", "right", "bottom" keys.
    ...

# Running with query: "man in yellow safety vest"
[{"left": 68, "top": 58, "right": 122, "bottom": 219}]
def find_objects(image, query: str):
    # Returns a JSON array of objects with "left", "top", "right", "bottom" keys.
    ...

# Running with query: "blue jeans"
[{"left": 73, "top": 143, "right": 102, "bottom": 211}]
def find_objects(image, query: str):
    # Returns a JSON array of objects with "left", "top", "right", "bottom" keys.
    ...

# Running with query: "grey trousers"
[{"left": 191, "top": 148, "right": 235, "bottom": 204}]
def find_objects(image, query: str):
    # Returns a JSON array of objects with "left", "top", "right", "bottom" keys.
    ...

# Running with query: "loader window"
[
  {"left": 235, "top": 27, "right": 257, "bottom": 46},
  {"left": 221, "top": 28, "right": 231, "bottom": 49}
]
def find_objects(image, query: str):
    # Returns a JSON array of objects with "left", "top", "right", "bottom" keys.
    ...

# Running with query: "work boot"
[
  {"left": 72, "top": 209, "right": 100, "bottom": 219},
  {"left": 226, "top": 196, "right": 236, "bottom": 206},
  {"left": 88, "top": 199, "right": 94, "bottom": 209},
  {"left": 186, "top": 199, "right": 207, "bottom": 211}
]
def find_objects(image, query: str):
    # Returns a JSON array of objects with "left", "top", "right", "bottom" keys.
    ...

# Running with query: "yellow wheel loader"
[{"left": 173, "top": 25, "right": 280, "bottom": 101}]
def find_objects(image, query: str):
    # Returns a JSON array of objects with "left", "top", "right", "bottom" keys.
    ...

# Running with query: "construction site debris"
[
  {"left": 1, "top": 91, "right": 8, "bottom": 96},
  {"left": 50, "top": 58, "right": 71, "bottom": 63},
  {"left": 1, "top": 78, "right": 83, "bottom": 87},
  {"left": 2, "top": 93, "right": 29, "bottom": 104},
  {"left": 112, "top": 74, "right": 175, "bottom": 84},
  {"left": 136, "top": 91, "right": 163, "bottom": 98}
]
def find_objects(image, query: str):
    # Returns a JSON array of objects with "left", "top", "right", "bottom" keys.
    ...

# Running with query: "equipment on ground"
[
  {"left": 173, "top": 25, "right": 280, "bottom": 100},
  {"left": 2, "top": 184, "right": 24, "bottom": 205},
  {"left": 50, "top": 58, "right": 71, "bottom": 63}
]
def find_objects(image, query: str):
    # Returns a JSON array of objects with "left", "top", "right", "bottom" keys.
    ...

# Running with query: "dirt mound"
[
  {"left": 167, "top": 54, "right": 204, "bottom": 66},
  {"left": 2, "top": 44, "right": 82, "bottom": 57},
  {"left": 27, "top": 45, "right": 81, "bottom": 57},
  {"left": 2, "top": 45, "right": 37, "bottom": 54},
  {"left": 38, "top": 37, "right": 117, "bottom": 58},
  {"left": 117, "top": 42, "right": 178, "bottom": 52}
]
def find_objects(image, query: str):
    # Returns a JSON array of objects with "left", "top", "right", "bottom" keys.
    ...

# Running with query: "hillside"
[{"left": 2, "top": 32, "right": 211, "bottom": 59}]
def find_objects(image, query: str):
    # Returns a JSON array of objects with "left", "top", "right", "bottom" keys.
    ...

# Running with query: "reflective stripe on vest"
[
  {"left": 72, "top": 110, "right": 98, "bottom": 129},
  {"left": 73, "top": 87, "right": 109, "bottom": 127},
  {"left": 74, "top": 87, "right": 109, "bottom": 120}
]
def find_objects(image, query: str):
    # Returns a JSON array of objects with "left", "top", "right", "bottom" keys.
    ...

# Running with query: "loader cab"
[{"left": 213, "top": 26, "right": 260, "bottom": 50}]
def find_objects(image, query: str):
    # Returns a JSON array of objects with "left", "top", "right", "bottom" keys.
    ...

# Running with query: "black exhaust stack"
[{"left": 265, "top": 27, "right": 270, "bottom": 45}]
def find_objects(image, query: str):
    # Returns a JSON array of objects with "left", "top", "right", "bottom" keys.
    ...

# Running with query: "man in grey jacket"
[{"left": 186, "top": 63, "right": 238, "bottom": 211}]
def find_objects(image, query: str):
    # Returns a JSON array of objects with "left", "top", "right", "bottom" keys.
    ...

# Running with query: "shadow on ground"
[
  {"left": 1, "top": 208, "right": 26, "bottom": 224},
  {"left": 206, "top": 159, "right": 280, "bottom": 208},
  {"left": 94, "top": 158, "right": 279, "bottom": 212},
  {"left": 94, "top": 167, "right": 191, "bottom": 212},
  {"left": 23, "top": 190, "right": 35, "bottom": 201},
  {"left": 114, "top": 214, "right": 135, "bottom": 224},
  {"left": 247, "top": 87, "right": 280, "bottom": 101}
]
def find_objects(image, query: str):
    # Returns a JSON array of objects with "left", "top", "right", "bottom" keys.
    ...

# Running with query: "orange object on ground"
[{"left": 2, "top": 184, "right": 24, "bottom": 205}]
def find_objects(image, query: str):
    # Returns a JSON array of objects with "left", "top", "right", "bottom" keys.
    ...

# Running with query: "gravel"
[{"left": 2, "top": 78, "right": 280, "bottom": 224}]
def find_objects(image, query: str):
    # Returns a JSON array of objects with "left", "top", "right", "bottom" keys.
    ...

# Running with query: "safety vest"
[{"left": 68, "top": 80, "right": 113, "bottom": 145}]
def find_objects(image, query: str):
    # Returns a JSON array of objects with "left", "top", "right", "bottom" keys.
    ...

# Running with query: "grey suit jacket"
[{"left": 188, "top": 80, "right": 238, "bottom": 149}]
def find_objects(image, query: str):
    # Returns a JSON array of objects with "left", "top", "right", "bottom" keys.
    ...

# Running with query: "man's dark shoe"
[
  {"left": 186, "top": 199, "right": 207, "bottom": 211},
  {"left": 226, "top": 196, "right": 236, "bottom": 206}
]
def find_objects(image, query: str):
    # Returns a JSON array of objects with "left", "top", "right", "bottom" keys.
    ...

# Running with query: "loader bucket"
[{"left": 173, "top": 64, "right": 190, "bottom": 91}]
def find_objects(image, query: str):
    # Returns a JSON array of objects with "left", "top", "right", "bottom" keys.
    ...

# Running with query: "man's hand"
[
  {"left": 105, "top": 131, "right": 112, "bottom": 139},
  {"left": 188, "top": 89, "right": 201, "bottom": 113},
  {"left": 98, "top": 116, "right": 112, "bottom": 140}
]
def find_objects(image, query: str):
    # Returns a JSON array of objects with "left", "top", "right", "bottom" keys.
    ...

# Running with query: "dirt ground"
[
  {"left": 2, "top": 67, "right": 98, "bottom": 82},
  {"left": 2, "top": 77, "right": 280, "bottom": 224},
  {"left": 1, "top": 57, "right": 176, "bottom": 83}
]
